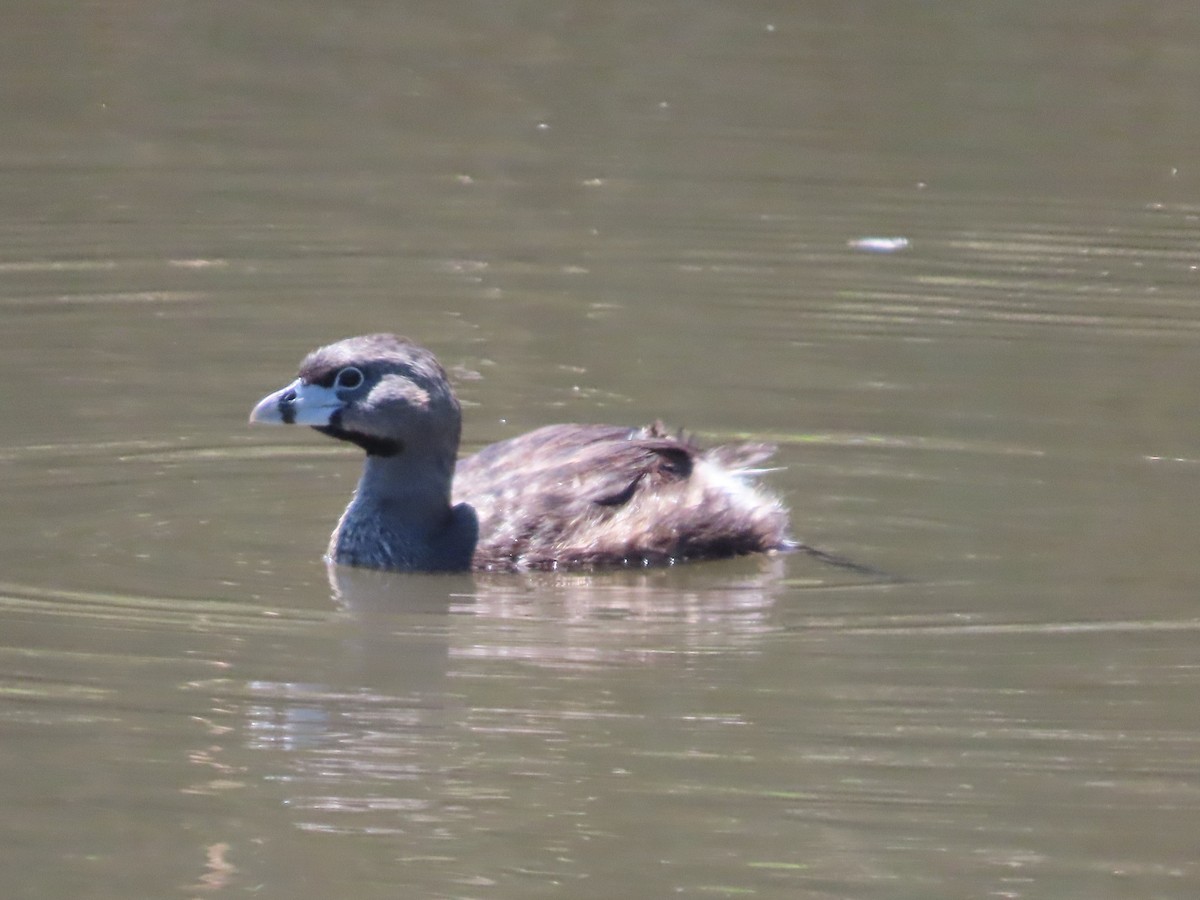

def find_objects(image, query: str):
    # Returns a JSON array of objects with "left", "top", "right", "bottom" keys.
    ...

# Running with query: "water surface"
[{"left": 3, "top": 3, "right": 1200, "bottom": 898}]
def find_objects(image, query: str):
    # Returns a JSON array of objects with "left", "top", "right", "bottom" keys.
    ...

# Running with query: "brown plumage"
[{"left": 250, "top": 334, "right": 791, "bottom": 573}]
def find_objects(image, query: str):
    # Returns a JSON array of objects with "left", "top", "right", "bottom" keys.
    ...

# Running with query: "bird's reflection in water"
[
  {"left": 328, "top": 554, "right": 787, "bottom": 664},
  {"left": 236, "top": 557, "right": 790, "bottom": 837}
]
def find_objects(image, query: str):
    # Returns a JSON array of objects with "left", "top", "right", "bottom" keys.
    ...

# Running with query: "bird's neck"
[
  {"left": 356, "top": 447, "right": 454, "bottom": 517},
  {"left": 330, "top": 447, "right": 465, "bottom": 570}
]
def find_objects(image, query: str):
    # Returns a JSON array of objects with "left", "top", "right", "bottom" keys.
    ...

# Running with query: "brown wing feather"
[{"left": 453, "top": 424, "right": 787, "bottom": 570}]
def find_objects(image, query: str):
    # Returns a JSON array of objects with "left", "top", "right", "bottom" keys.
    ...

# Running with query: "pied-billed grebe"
[{"left": 249, "top": 334, "right": 791, "bottom": 572}]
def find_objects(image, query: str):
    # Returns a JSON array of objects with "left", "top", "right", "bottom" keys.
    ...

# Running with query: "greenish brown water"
[{"left": 3, "top": 3, "right": 1200, "bottom": 897}]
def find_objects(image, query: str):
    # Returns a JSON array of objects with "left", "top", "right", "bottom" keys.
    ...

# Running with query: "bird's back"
[{"left": 452, "top": 423, "right": 790, "bottom": 571}]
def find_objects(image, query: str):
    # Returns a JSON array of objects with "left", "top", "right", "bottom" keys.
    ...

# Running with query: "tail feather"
[{"left": 704, "top": 442, "right": 778, "bottom": 471}]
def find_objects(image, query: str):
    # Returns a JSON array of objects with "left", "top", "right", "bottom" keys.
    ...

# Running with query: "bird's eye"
[{"left": 334, "top": 366, "right": 364, "bottom": 390}]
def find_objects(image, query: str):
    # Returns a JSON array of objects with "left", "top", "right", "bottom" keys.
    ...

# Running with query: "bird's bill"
[{"left": 249, "top": 379, "right": 343, "bottom": 426}]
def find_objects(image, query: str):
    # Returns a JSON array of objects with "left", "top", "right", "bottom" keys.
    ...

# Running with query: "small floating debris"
[
  {"left": 168, "top": 258, "right": 228, "bottom": 269},
  {"left": 848, "top": 236, "right": 910, "bottom": 253}
]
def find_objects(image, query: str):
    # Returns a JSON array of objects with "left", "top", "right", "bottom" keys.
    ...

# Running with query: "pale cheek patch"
[{"left": 377, "top": 375, "right": 431, "bottom": 409}]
